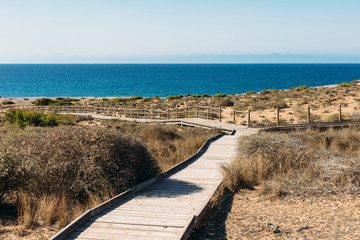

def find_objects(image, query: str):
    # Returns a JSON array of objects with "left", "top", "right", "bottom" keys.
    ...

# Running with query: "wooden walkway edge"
[{"left": 50, "top": 133, "right": 227, "bottom": 240}]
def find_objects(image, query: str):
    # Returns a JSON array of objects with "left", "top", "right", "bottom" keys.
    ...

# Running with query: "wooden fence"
[{"left": 1, "top": 104, "right": 358, "bottom": 127}]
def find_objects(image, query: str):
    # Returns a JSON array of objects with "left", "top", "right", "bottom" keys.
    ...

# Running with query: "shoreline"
[{"left": 1, "top": 81, "right": 359, "bottom": 105}]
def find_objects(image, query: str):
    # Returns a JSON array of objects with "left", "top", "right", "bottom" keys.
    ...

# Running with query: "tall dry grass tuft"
[{"left": 223, "top": 129, "right": 360, "bottom": 197}]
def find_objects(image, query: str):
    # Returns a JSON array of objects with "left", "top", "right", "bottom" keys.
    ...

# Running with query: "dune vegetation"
[
  {"left": 223, "top": 127, "right": 360, "bottom": 197},
  {"left": 0, "top": 112, "right": 217, "bottom": 238}
]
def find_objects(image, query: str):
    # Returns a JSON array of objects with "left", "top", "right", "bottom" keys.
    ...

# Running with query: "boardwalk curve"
[{"left": 49, "top": 119, "right": 256, "bottom": 240}]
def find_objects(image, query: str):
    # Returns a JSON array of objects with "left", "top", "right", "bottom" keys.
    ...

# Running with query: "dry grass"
[
  {"left": 0, "top": 125, "right": 159, "bottom": 229},
  {"left": 102, "top": 120, "right": 219, "bottom": 171},
  {"left": 223, "top": 128, "right": 360, "bottom": 198},
  {"left": 0, "top": 121, "right": 217, "bottom": 236}
]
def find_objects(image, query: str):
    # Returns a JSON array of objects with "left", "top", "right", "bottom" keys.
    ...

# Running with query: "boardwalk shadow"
[
  {"left": 140, "top": 178, "right": 204, "bottom": 198},
  {"left": 189, "top": 191, "right": 235, "bottom": 240}
]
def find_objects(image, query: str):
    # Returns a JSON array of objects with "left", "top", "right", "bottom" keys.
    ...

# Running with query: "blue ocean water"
[{"left": 0, "top": 64, "right": 360, "bottom": 98}]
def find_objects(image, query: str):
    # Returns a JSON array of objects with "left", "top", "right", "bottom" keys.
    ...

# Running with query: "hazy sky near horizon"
[{"left": 1, "top": 0, "right": 360, "bottom": 63}]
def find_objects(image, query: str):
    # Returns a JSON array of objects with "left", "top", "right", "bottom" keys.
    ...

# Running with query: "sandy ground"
[{"left": 191, "top": 189, "right": 360, "bottom": 240}]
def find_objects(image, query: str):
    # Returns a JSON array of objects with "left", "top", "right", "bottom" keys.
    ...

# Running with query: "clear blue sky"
[{"left": 1, "top": 0, "right": 359, "bottom": 63}]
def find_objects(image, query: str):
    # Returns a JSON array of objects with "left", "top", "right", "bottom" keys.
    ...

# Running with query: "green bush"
[
  {"left": 201, "top": 93, "right": 211, "bottom": 97},
  {"left": 167, "top": 95, "right": 183, "bottom": 100},
  {"left": 111, "top": 96, "right": 143, "bottom": 102},
  {"left": 33, "top": 98, "right": 56, "bottom": 106},
  {"left": 4, "top": 109, "right": 74, "bottom": 127},
  {"left": 213, "top": 93, "right": 227, "bottom": 98},
  {"left": 290, "top": 86, "right": 310, "bottom": 90},
  {"left": 245, "top": 91, "right": 257, "bottom": 95},
  {"left": 33, "top": 97, "right": 77, "bottom": 106},
  {"left": 338, "top": 82, "right": 356, "bottom": 88},
  {"left": 191, "top": 94, "right": 201, "bottom": 98},
  {"left": 260, "top": 89, "right": 279, "bottom": 94}
]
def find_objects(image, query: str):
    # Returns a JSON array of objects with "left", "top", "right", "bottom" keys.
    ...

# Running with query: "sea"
[{"left": 0, "top": 64, "right": 360, "bottom": 98}]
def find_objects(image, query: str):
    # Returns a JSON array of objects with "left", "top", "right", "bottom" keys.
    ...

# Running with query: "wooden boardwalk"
[{"left": 50, "top": 120, "right": 256, "bottom": 240}]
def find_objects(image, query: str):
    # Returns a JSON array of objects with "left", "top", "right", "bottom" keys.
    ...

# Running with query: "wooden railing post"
[
  {"left": 247, "top": 109, "right": 251, "bottom": 127},
  {"left": 207, "top": 106, "right": 210, "bottom": 120},
  {"left": 167, "top": 108, "right": 170, "bottom": 119},
  {"left": 196, "top": 105, "right": 199, "bottom": 118},
  {"left": 176, "top": 107, "right": 178, "bottom": 118},
  {"left": 131, "top": 108, "right": 133, "bottom": 118},
  {"left": 144, "top": 109, "right": 146, "bottom": 119},
  {"left": 136, "top": 108, "right": 139, "bottom": 118},
  {"left": 233, "top": 108, "right": 236, "bottom": 124},
  {"left": 277, "top": 108, "right": 280, "bottom": 126},
  {"left": 339, "top": 104, "right": 342, "bottom": 122},
  {"left": 152, "top": 109, "right": 154, "bottom": 119},
  {"left": 185, "top": 106, "right": 188, "bottom": 118},
  {"left": 219, "top": 107, "right": 221, "bottom": 122},
  {"left": 307, "top": 106, "right": 311, "bottom": 124}
]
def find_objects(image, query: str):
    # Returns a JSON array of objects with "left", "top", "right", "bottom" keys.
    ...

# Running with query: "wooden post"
[
  {"left": 277, "top": 108, "right": 280, "bottom": 126},
  {"left": 152, "top": 109, "right": 154, "bottom": 119},
  {"left": 176, "top": 107, "right": 178, "bottom": 118},
  {"left": 233, "top": 108, "right": 236, "bottom": 124},
  {"left": 219, "top": 107, "right": 221, "bottom": 122},
  {"left": 124, "top": 108, "right": 127, "bottom": 118},
  {"left": 144, "top": 109, "right": 146, "bottom": 119},
  {"left": 185, "top": 106, "right": 188, "bottom": 118},
  {"left": 207, "top": 106, "right": 210, "bottom": 120},
  {"left": 167, "top": 108, "right": 170, "bottom": 119},
  {"left": 131, "top": 108, "right": 133, "bottom": 118},
  {"left": 196, "top": 105, "right": 199, "bottom": 118},
  {"left": 247, "top": 109, "right": 251, "bottom": 127},
  {"left": 136, "top": 108, "right": 139, "bottom": 118},
  {"left": 339, "top": 104, "right": 342, "bottom": 122},
  {"left": 307, "top": 106, "right": 311, "bottom": 124}
]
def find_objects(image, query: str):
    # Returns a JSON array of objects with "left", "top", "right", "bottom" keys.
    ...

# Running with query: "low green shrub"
[
  {"left": 167, "top": 95, "right": 183, "bottom": 100},
  {"left": 260, "top": 89, "right": 279, "bottom": 94},
  {"left": 338, "top": 82, "right": 356, "bottom": 88},
  {"left": 290, "top": 86, "right": 310, "bottom": 90},
  {"left": 4, "top": 109, "right": 74, "bottom": 127},
  {"left": 111, "top": 96, "right": 143, "bottom": 102},
  {"left": 213, "top": 93, "right": 227, "bottom": 98},
  {"left": 191, "top": 94, "right": 201, "bottom": 98},
  {"left": 246, "top": 91, "right": 257, "bottom": 95},
  {"left": 201, "top": 93, "right": 211, "bottom": 97}
]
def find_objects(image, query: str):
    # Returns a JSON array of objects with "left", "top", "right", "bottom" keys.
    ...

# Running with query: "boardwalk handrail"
[
  {"left": 49, "top": 132, "right": 224, "bottom": 240},
  {"left": 1, "top": 103, "right": 359, "bottom": 127}
]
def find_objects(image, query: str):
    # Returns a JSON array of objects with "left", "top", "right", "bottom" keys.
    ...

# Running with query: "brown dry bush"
[
  {"left": 103, "top": 121, "right": 218, "bottom": 171},
  {"left": 0, "top": 126, "right": 159, "bottom": 227},
  {"left": 223, "top": 130, "right": 360, "bottom": 197}
]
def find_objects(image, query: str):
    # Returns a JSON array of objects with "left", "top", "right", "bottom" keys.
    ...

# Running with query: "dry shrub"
[
  {"left": 139, "top": 125, "right": 216, "bottom": 170},
  {"left": 223, "top": 130, "right": 360, "bottom": 197},
  {"left": 103, "top": 121, "right": 218, "bottom": 171},
  {"left": 0, "top": 126, "right": 159, "bottom": 227}
]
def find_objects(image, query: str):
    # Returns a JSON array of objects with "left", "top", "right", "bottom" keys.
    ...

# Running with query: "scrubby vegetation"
[
  {"left": 223, "top": 128, "right": 360, "bottom": 197},
  {"left": 167, "top": 95, "right": 183, "bottom": 100},
  {"left": 213, "top": 93, "right": 227, "bottom": 98},
  {"left": 111, "top": 96, "right": 143, "bottom": 102},
  {"left": 4, "top": 109, "right": 74, "bottom": 127},
  {"left": 0, "top": 118, "right": 217, "bottom": 232},
  {"left": 1, "top": 100, "right": 14, "bottom": 105},
  {"left": 33, "top": 97, "right": 79, "bottom": 106},
  {"left": 0, "top": 126, "right": 159, "bottom": 227},
  {"left": 102, "top": 120, "right": 219, "bottom": 170},
  {"left": 338, "top": 82, "right": 357, "bottom": 88}
]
